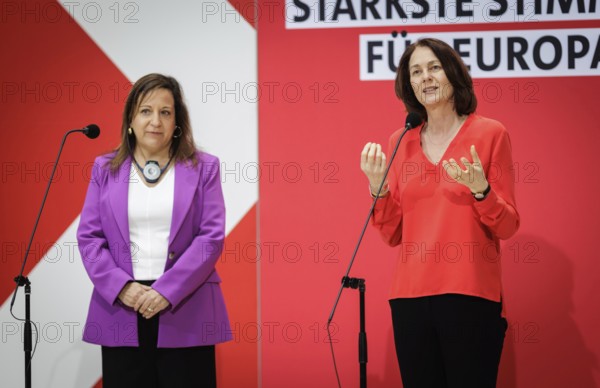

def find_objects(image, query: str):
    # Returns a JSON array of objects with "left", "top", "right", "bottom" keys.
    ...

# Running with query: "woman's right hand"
[
  {"left": 360, "top": 142, "right": 388, "bottom": 194},
  {"left": 118, "top": 282, "right": 151, "bottom": 308}
]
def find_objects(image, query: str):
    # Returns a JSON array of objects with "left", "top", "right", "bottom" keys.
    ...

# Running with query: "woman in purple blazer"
[{"left": 77, "top": 73, "right": 231, "bottom": 388}]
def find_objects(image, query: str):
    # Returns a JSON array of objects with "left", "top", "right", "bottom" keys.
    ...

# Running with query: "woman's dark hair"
[
  {"left": 395, "top": 38, "right": 477, "bottom": 120},
  {"left": 110, "top": 73, "right": 197, "bottom": 171}
]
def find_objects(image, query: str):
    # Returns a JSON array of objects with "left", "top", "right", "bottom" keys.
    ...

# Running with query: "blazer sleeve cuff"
[{"left": 101, "top": 270, "right": 134, "bottom": 306}]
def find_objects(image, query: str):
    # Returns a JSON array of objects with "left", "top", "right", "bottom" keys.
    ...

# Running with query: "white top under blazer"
[{"left": 128, "top": 164, "right": 175, "bottom": 280}]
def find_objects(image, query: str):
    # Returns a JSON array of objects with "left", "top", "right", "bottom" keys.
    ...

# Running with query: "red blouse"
[{"left": 372, "top": 114, "right": 520, "bottom": 306}]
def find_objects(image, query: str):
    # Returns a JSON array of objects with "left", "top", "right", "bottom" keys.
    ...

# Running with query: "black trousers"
[
  {"left": 390, "top": 294, "right": 507, "bottom": 388},
  {"left": 101, "top": 282, "right": 216, "bottom": 388}
]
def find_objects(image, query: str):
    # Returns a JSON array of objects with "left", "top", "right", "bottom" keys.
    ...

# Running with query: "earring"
[
  {"left": 128, "top": 127, "right": 133, "bottom": 135},
  {"left": 173, "top": 126, "right": 183, "bottom": 138}
]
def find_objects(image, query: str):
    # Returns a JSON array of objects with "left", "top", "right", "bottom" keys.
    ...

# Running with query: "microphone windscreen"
[
  {"left": 84, "top": 124, "right": 100, "bottom": 139},
  {"left": 405, "top": 112, "right": 423, "bottom": 129}
]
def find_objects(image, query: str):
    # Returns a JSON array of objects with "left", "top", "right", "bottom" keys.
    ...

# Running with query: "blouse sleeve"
[
  {"left": 370, "top": 132, "right": 404, "bottom": 247},
  {"left": 473, "top": 128, "right": 520, "bottom": 240}
]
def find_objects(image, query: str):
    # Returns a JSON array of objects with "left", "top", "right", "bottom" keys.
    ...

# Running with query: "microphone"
[
  {"left": 78, "top": 124, "right": 100, "bottom": 139},
  {"left": 326, "top": 112, "right": 424, "bottom": 388},
  {"left": 328, "top": 111, "right": 422, "bottom": 321},
  {"left": 10, "top": 123, "right": 100, "bottom": 386},
  {"left": 368, "top": 112, "right": 421, "bottom": 199},
  {"left": 405, "top": 112, "right": 423, "bottom": 130}
]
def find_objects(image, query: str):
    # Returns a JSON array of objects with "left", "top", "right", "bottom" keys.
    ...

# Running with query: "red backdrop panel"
[
  {"left": 0, "top": 0, "right": 127, "bottom": 302},
  {"left": 258, "top": 2, "right": 600, "bottom": 386}
]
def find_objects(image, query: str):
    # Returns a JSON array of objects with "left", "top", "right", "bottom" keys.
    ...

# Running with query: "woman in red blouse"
[{"left": 360, "top": 38, "right": 520, "bottom": 388}]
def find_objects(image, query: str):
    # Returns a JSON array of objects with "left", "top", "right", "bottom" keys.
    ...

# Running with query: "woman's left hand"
[
  {"left": 442, "top": 145, "right": 489, "bottom": 194},
  {"left": 134, "top": 289, "right": 170, "bottom": 319}
]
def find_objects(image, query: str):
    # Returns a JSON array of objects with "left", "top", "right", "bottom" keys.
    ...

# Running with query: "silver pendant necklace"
[{"left": 133, "top": 157, "right": 173, "bottom": 184}]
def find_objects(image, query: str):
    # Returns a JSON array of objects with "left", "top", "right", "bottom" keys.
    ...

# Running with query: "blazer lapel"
[
  {"left": 169, "top": 161, "right": 200, "bottom": 244},
  {"left": 108, "top": 157, "right": 132, "bottom": 247}
]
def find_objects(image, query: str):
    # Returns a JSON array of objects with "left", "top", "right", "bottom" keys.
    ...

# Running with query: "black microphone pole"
[
  {"left": 9, "top": 124, "right": 100, "bottom": 388},
  {"left": 327, "top": 113, "right": 422, "bottom": 388}
]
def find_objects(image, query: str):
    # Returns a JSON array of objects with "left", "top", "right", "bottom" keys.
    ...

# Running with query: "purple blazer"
[{"left": 77, "top": 151, "right": 232, "bottom": 347}]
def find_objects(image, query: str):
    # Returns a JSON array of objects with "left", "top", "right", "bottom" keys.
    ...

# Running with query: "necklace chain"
[
  {"left": 422, "top": 116, "right": 466, "bottom": 164},
  {"left": 423, "top": 120, "right": 461, "bottom": 145}
]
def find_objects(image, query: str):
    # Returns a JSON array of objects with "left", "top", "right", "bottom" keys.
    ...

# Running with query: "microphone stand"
[
  {"left": 327, "top": 118, "right": 418, "bottom": 388},
  {"left": 9, "top": 129, "right": 89, "bottom": 388},
  {"left": 341, "top": 276, "right": 367, "bottom": 388}
]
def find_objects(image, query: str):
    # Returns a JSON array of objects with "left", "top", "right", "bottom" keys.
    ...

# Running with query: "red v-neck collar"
[{"left": 418, "top": 114, "right": 473, "bottom": 166}]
